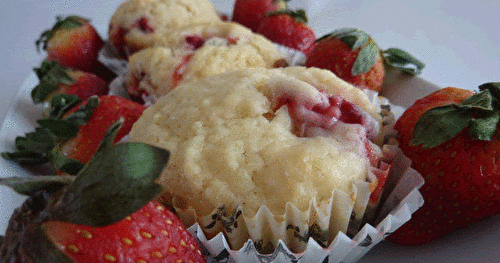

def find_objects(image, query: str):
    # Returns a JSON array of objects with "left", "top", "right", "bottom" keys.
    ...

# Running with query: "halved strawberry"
[
  {"left": 2, "top": 95, "right": 146, "bottom": 174},
  {"left": 389, "top": 83, "right": 500, "bottom": 245},
  {"left": 36, "top": 15, "right": 115, "bottom": 81},
  {"left": 232, "top": 0, "right": 288, "bottom": 32},
  {"left": 0, "top": 143, "right": 205, "bottom": 262},
  {"left": 256, "top": 9, "right": 316, "bottom": 54},
  {"left": 305, "top": 28, "right": 425, "bottom": 92},
  {"left": 31, "top": 60, "right": 109, "bottom": 104}
]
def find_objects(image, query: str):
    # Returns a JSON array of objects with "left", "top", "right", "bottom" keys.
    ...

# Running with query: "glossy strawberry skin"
[
  {"left": 46, "top": 21, "right": 103, "bottom": 71},
  {"left": 32, "top": 60, "right": 109, "bottom": 104},
  {"left": 60, "top": 95, "right": 146, "bottom": 165},
  {"left": 305, "top": 37, "right": 385, "bottom": 92},
  {"left": 61, "top": 71, "right": 109, "bottom": 102},
  {"left": 388, "top": 87, "right": 500, "bottom": 245},
  {"left": 256, "top": 12, "right": 316, "bottom": 54},
  {"left": 232, "top": 0, "right": 284, "bottom": 32},
  {"left": 44, "top": 200, "right": 206, "bottom": 263},
  {"left": 40, "top": 16, "right": 115, "bottom": 81},
  {"left": 49, "top": 70, "right": 109, "bottom": 104}
]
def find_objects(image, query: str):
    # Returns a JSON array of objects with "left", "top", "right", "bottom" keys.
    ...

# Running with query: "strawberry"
[
  {"left": 36, "top": 15, "right": 115, "bottom": 81},
  {"left": 2, "top": 95, "right": 146, "bottom": 175},
  {"left": 31, "top": 60, "right": 109, "bottom": 104},
  {"left": 256, "top": 9, "right": 316, "bottom": 54},
  {"left": 305, "top": 28, "right": 425, "bottom": 92},
  {"left": 388, "top": 83, "right": 500, "bottom": 245},
  {"left": 0, "top": 143, "right": 206, "bottom": 262},
  {"left": 232, "top": 0, "right": 287, "bottom": 32}
]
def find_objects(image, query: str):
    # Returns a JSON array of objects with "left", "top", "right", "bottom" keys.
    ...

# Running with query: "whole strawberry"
[
  {"left": 31, "top": 60, "right": 109, "bottom": 104},
  {"left": 256, "top": 9, "right": 316, "bottom": 54},
  {"left": 389, "top": 83, "right": 500, "bottom": 245},
  {"left": 0, "top": 143, "right": 207, "bottom": 263},
  {"left": 2, "top": 95, "right": 146, "bottom": 174},
  {"left": 36, "top": 15, "right": 115, "bottom": 81},
  {"left": 232, "top": 0, "right": 287, "bottom": 32},
  {"left": 305, "top": 28, "right": 425, "bottom": 92}
]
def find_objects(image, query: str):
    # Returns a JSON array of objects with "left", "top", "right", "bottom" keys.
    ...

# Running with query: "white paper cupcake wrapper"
[{"left": 184, "top": 146, "right": 423, "bottom": 263}]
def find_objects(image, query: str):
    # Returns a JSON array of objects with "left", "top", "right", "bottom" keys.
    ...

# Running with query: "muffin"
[
  {"left": 128, "top": 67, "right": 394, "bottom": 252},
  {"left": 125, "top": 21, "right": 284, "bottom": 101},
  {"left": 108, "top": 0, "right": 220, "bottom": 58}
]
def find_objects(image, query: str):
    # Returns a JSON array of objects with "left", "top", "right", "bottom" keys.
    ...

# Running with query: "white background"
[{"left": 0, "top": 0, "right": 499, "bottom": 262}]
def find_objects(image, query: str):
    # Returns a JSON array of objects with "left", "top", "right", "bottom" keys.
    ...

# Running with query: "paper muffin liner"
[
  {"left": 185, "top": 148, "right": 423, "bottom": 263},
  {"left": 99, "top": 41, "right": 424, "bottom": 262}
]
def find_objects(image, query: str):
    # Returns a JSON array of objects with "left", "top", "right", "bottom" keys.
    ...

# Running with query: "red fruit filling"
[
  {"left": 185, "top": 35, "right": 206, "bottom": 50},
  {"left": 273, "top": 93, "right": 378, "bottom": 140},
  {"left": 183, "top": 35, "right": 240, "bottom": 51},
  {"left": 272, "top": 91, "right": 389, "bottom": 200},
  {"left": 110, "top": 17, "right": 154, "bottom": 58},
  {"left": 172, "top": 54, "right": 194, "bottom": 87},
  {"left": 133, "top": 17, "right": 154, "bottom": 33}
]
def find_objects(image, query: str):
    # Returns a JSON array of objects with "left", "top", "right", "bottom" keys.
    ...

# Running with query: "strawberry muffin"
[
  {"left": 129, "top": 67, "right": 392, "bottom": 251},
  {"left": 125, "top": 21, "right": 284, "bottom": 101},
  {"left": 108, "top": 0, "right": 220, "bottom": 58}
]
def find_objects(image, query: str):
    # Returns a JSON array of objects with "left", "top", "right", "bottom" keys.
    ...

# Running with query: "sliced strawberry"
[
  {"left": 256, "top": 9, "right": 316, "bottom": 54},
  {"left": 31, "top": 60, "right": 109, "bottom": 104},
  {"left": 2, "top": 95, "right": 146, "bottom": 174},
  {"left": 306, "top": 28, "right": 425, "bottom": 92},
  {"left": 232, "top": 0, "right": 288, "bottom": 32},
  {"left": 36, "top": 15, "right": 115, "bottom": 81}
]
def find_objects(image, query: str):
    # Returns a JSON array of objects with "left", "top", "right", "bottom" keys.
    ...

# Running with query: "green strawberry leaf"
[
  {"left": 469, "top": 111, "right": 500, "bottom": 141},
  {"left": 461, "top": 88, "right": 494, "bottom": 110},
  {"left": 48, "top": 94, "right": 81, "bottom": 119},
  {"left": 383, "top": 48, "right": 425, "bottom": 75},
  {"left": 265, "top": 9, "right": 309, "bottom": 24},
  {"left": 1, "top": 127, "right": 56, "bottom": 165},
  {"left": 64, "top": 95, "right": 98, "bottom": 126},
  {"left": 479, "top": 82, "right": 500, "bottom": 100},
  {"left": 37, "top": 119, "right": 80, "bottom": 139},
  {"left": 317, "top": 28, "right": 371, "bottom": 51},
  {"left": 411, "top": 105, "right": 470, "bottom": 148},
  {"left": 1, "top": 96, "right": 97, "bottom": 168},
  {"left": 51, "top": 154, "right": 85, "bottom": 175},
  {"left": 35, "top": 16, "right": 86, "bottom": 52},
  {"left": 53, "top": 143, "right": 170, "bottom": 226},
  {"left": 95, "top": 117, "right": 124, "bottom": 153},
  {"left": 412, "top": 85, "right": 500, "bottom": 148},
  {"left": 352, "top": 41, "right": 380, "bottom": 75},
  {"left": 0, "top": 176, "right": 75, "bottom": 196},
  {"left": 32, "top": 61, "right": 75, "bottom": 104}
]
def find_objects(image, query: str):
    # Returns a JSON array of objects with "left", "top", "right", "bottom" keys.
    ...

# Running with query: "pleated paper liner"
[{"left": 179, "top": 144, "right": 423, "bottom": 263}]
